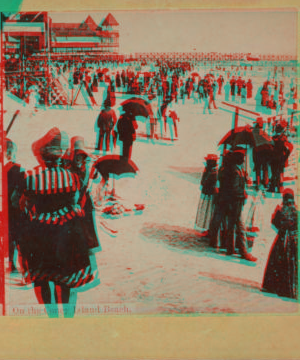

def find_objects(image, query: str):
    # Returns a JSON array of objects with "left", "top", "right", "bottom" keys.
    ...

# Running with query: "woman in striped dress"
[{"left": 19, "top": 128, "right": 98, "bottom": 317}]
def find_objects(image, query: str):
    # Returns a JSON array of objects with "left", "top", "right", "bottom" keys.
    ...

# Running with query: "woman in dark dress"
[
  {"left": 19, "top": 128, "right": 99, "bottom": 317},
  {"left": 262, "top": 188, "right": 298, "bottom": 299}
]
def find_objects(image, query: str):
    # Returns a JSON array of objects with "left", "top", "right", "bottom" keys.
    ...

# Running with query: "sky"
[{"left": 49, "top": 10, "right": 298, "bottom": 55}]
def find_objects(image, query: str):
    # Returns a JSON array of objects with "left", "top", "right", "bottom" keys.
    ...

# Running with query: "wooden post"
[
  {"left": 0, "top": 14, "right": 6, "bottom": 316},
  {"left": 234, "top": 108, "right": 239, "bottom": 130}
]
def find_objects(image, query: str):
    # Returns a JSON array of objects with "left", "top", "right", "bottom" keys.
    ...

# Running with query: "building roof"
[
  {"left": 102, "top": 13, "right": 119, "bottom": 27},
  {"left": 51, "top": 14, "right": 119, "bottom": 36},
  {"left": 79, "top": 15, "right": 98, "bottom": 31}
]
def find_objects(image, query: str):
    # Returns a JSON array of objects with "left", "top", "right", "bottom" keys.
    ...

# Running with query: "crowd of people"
[
  {"left": 6, "top": 57, "right": 298, "bottom": 131},
  {"left": 195, "top": 147, "right": 297, "bottom": 298},
  {"left": 194, "top": 126, "right": 297, "bottom": 298},
  {"left": 4, "top": 56, "right": 298, "bottom": 316}
]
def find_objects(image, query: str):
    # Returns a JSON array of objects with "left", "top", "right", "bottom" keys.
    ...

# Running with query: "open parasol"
[
  {"left": 94, "top": 155, "right": 139, "bottom": 178},
  {"left": 93, "top": 155, "right": 139, "bottom": 200},
  {"left": 120, "top": 97, "right": 154, "bottom": 120},
  {"left": 218, "top": 125, "right": 274, "bottom": 149}
]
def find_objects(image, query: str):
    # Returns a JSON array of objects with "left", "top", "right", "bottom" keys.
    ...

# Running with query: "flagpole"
[{"left": 47, "top": 14, "right": 51, "bottom": 107}]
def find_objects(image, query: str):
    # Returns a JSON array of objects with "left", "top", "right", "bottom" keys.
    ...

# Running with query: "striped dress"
[
  {"left": 195, "top": 167, "right": 218, "bottom": 231},
  {"left": 19, "top": 165, "right": 98, "bottom": 288}
]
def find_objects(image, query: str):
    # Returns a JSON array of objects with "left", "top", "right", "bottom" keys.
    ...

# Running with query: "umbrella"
[
  {"left": 191, "top": 72, "right": 200, "bottom": 77},
  {"left": 218, "top": 125, "right": 274, "bottom": 148},
  {"left": 94, "top": 155, "right": 139, "bottom": 178},
  {"left": 120, "top": 97, "right": 154, "bottom": 119}
]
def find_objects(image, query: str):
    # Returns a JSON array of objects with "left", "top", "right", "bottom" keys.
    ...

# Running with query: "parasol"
[
  {"left": 93, "top": 155, "right": 139, "bottom": 199},
  {"left": 120, "top": 97, "right": 154, "bottom": 120},
  {"left": 218, "top": 125, "right": 274, "bottom": 149},
  {"left": 94, "top": 155, "right": 139, "bottom": 178}
]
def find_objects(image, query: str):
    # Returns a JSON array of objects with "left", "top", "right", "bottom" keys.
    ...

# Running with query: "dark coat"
[
  {"left": 117, "top": 114, "right": 138, "bottom": 142},
  {"left": 201, "top": 167, "right": 218, "bottom": 195},
  {"left": 262, "top": 204, "right": 298, "bottom": 299},
  {"left": 219, "top": 164, "right": 247, "bottom": 201},
  {"left": 97, "top": 109, "right": 117, "bottom": 132},
  {"left": 272, "top": 133, "right": 292, "bottom": 165}
]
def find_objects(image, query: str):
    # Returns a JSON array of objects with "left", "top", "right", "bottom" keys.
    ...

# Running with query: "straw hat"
[
  {"left": 204, "top": 154, "right": 219, "bottom": 162},
  {"left": 69, "top": 136, "right": 90, "bottom": 159},
  {"left": 32, "top": 127, "right": 68, "bottom": 161}
]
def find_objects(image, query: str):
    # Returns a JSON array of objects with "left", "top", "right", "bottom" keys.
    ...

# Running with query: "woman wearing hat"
[
  {"left": 195, "top": 154, "right": 219, "bottom": 232},
  {"left": 262, "top": 189, "right": 298, "bottom": 299},
  {"left": 68, "top": 136, "right": 105, "bottom": 250},
  {"left": 19, "top": 128, "right": 99, "bottom": 317}
]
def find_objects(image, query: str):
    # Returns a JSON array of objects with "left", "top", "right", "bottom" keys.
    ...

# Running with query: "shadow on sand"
[
  {"left": 140, "top": 222, "right": 209, "bottom": 252},
  {"left": 167, "top": 166, "right": 202, "bottom": 185},
  {"left": 140, "top": 222, "right": 257, "bottom": 268}
]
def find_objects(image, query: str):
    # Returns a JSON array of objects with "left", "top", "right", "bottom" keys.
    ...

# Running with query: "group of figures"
[
  {"left": 4, "top": 55, "right": 298, "bottom": 314},
  {"left": 5, "top": 129, "right": 107, "bottom": 317},
  {"left": 195, "top": 128, "right": 297, "bottom": 299},
  {"left": 95, "top": 102, "right": 138, "bottom": 159},
  {"left": 252, "top": 118, "right": 293, "bottom": 193}
]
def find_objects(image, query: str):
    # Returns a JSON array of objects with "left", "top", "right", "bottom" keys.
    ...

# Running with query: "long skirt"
[
  {"left": 19, "top": 215, "right": 98, "bottom": 288},
  {"left": 262, "top": 231, "right": 298, "bottom": 299},
  {"left": 80, "top": 192, "right": 101, "bottom": 251},
  {"left": 242, "top": 192, "right": 264, "bottom": 234},
  {"left": 195, "top": 194, "right": 215, "bottom": 231}
]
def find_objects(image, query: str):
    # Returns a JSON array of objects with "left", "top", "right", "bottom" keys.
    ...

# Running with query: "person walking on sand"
[
  {"left": 262, "top": 188, "right": 297, "bottom": 299},
  {"left": 19, "top": 128, "right": 99, "bottom": 318}
]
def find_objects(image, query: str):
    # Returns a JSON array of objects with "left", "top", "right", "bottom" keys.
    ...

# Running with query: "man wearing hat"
[
  {"left": 215, "top": 147, "right": 257, "bottom": 261},
  {"left": 117, "top": 108, "right": 138, "bottom": 159},
  {"left": 95, "top": 103, "right": 117, "bottom": 153},
  {"left": 268, "top": 121, "right": 293, "bottom": 193},
  {"left": 252, "top": 117, "right": 272, "bottom": 189}
]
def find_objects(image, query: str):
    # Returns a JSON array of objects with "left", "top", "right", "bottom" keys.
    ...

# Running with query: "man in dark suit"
[
  {"left": 222, "top": 147, "right": 257, "bottom": 261},
  {"left": 268, "top": 121, "right": 293, "bottom": 193},
  {"left": 209, "top": 148, "right": 257, "bottom": 262},
  {"left": 95, "top": 103, "right": 117, "bottom": 153},
  {"left": 117, "top": 110, "right": 138, "bottom": 159}
]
